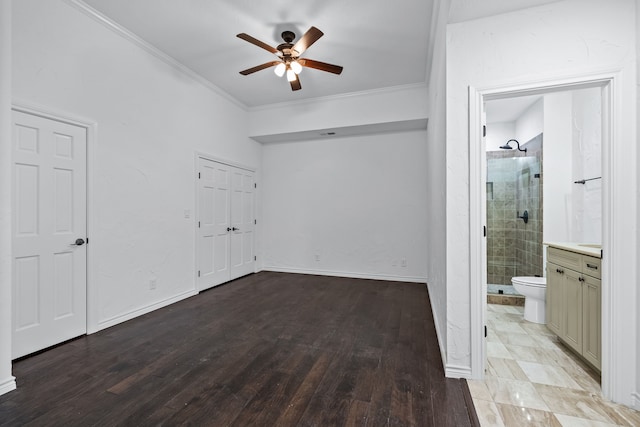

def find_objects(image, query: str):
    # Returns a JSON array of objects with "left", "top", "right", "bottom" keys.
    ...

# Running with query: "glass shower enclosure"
[{"left": 486, "top": 134, "right": 543, "bottom": 294}]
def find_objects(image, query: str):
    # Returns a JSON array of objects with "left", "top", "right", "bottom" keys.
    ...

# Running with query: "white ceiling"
[
  {"left": 79, "top": 0, "right": 561, "bottom": 109},
  {"left": 486, "top": 95, "right": 542, "bottom": 124}
]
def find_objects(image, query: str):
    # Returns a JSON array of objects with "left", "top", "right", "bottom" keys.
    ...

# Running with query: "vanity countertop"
[{"left": 543, "top": 242, "right": 602, "bottom": 258}]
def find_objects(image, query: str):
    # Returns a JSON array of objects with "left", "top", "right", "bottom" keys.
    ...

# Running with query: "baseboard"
[
  {"left": 0, "top": 376, "right": 16, "bottom": 396},
  {"left": 261, "top": 266, "right": 427, "bottom": 283},
  {"left": 632, "top": 392, "right": 640, "bottom": 410},
  {"left": 426, "top": 283, "right": 448, "bottom": 373},
  {"left": 446, "top": 364, "right": 473, "bottom": 379},
  {"left": 91, "top": 290, "right": 197, "bottom": 333}
]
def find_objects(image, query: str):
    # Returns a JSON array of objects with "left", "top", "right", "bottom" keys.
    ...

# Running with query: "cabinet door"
[
  {"left": 546, "top": 263, "right": 563, "bottom": 335},
  {"left": 563, "top": 269, "right": 583, "bottom": 354},
  {"left": 582, "top": 275, "right": 601, "bottom": 370}
]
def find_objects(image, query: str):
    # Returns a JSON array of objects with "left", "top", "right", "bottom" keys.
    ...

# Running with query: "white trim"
[
  {"left": 94, "top": 290, "right": 197, "bottom": 332},
  {"left": 468, "top": 71, "right": 630, "bottom": 405},
  {"left": 11, "top": 100, "right": 100, "bottom": 336},
  {"left": 632, "top": 392, "right": 640, "bottom": 411},
  {"left": 247, "top": 82, "right": 428, "bottom": 112},
  {"left": 194, "top": 151, "right": 256, "bottom": 173},
  {"left": 62, "top": 0, "right": 244, "bottom": 111},
  {"left": 0, "top": 376, "right": 16, "bottom": 396},
  {"left": 468, "top": 85, "right": 485, "bottom": 380},
  {"left": 427, "top": 282, "right": 448, "bottom": 372},
  {"left": 262, "top": 266, "right": 427, "bottom": 284},
  {"left": 445, "top": 364, "right": 472, "bottom": 379}
]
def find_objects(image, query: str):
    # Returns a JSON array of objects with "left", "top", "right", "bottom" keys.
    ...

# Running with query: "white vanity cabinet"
[{"left": 546, "top": 244, "right": 601, "bottom": 371}]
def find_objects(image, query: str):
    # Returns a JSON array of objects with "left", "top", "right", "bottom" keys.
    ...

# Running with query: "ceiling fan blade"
[
  {"left": 292, "top": 26, "right": 323, "bottom": 55},
  {"left": 299, "top": 59, "right": 343, "bottom": 75},
  {"left": 239, "top": 61, "right": 282, "bottom": 75},
  {"left": 236, "top": 33, "right": 278, "bottom": 55},
  {"left": 289, "top": 74, "right": 302, "bottom": 91}
]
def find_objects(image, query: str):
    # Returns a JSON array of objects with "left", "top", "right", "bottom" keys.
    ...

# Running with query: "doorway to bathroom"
[{"left": 470, "top": 79, "right": 618, "bottom": 396}]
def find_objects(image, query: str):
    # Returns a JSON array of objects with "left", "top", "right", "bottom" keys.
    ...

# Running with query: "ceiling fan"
[{"left": 236, "top": 26, "right": 343, "bottom": 91}]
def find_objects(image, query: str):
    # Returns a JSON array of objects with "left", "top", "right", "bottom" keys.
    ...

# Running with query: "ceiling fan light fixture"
[
  {"left": 286, "top": 68, "right": 296, "bottom": 82},
  {"left": 274, "top": 62, "right": 286, "bottom": 77},
  {"left": 290, "top": 60, "right": 302, "bottom": 74}
]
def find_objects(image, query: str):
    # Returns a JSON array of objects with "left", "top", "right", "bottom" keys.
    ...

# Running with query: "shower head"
[{"left": 500, "top": 139, "right": 527, "bottom": 153}]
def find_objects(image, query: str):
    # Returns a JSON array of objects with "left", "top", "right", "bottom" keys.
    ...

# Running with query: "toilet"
[{"left": 511, "top": 276, "right": 547, "bottom": 324}]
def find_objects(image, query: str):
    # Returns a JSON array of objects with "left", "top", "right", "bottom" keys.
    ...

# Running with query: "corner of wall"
[{"left": 0, "top": 376, "right": 16, "bottom": 397}]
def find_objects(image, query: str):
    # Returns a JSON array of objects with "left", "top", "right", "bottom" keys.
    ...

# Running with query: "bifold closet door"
[{"left": 197, "top": 158, "right": 254, "bottom": 291}]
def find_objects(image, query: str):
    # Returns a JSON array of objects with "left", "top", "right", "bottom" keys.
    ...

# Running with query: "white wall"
[
  {"left": 447, "top": 0, "right": 637, "bottom": 405},
  {"left": 0, "top": 0, "right": 16, "bottom": 396},
  {"left": 543, "top": 92, "right": 573, "bottom": 243},
  {"left": 425, "top": 0, "right": 450, "bottom": 370},
  {"left": 248, "top": 84, "right": 428, "bottom": 139},
  {"left": 571, "top": 87, "right": 602, "bottom": 243},
  {"left": 261, "top": 130, "right": 428, "bottom": 282},
  {"left": 486, "top": 121, "right": 515, "bottom": 151},
  {"left": 516, "top": 98, "right": 544, "bottom": 144},
  {"left": 12, "top": 0, "right": 262, "bottom": 332},
  {"left": 636, "top": 0, "right": 640, "bottom": 409}
]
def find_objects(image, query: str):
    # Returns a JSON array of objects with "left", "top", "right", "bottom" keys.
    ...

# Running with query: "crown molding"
[
  {"left": 63, "top": 0, "right": 247, "bottom": 111},
  {"left": 247, "top": 82, "right": 428, "bottom": 112}
]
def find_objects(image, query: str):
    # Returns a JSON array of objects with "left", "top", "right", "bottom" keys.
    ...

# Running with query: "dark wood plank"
[{"left": 0, "top": 271, "right": 477, "bottom": 426}]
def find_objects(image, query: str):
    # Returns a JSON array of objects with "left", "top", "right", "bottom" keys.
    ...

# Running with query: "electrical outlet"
[
  {"left": 184, "top": 209, "right": 191, "bottom": 219},
  {"left": 150, "top": 279, "right": 157, "bottom": 290},
  {"left": 315, "top": 254, "right": 320, "bottom": 262},
  {"left": 401, "top": 259, "right": 407, "bottom": 268}
]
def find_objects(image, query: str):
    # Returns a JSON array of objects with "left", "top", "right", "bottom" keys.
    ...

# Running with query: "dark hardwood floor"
[{"left": 0, "top": 272, "right": 478, "bottom": 426}]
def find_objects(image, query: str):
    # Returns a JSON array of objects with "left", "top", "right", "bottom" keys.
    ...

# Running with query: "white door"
[
  {"left": 197, "top": 158, "right": 231, "bottom": 290},
  {"left": 230, "top": 168, "right": 255, "bottom": 280},
  {"left": 196, "top": 158, "right": 254, "bottom": 290},
  {"left": 12, "top": 110, "right": 87, "bottom": 359}
]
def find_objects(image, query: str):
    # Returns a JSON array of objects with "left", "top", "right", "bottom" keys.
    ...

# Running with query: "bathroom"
[{"left": 485, "top": 86, "right": 602, "bottom": 308}]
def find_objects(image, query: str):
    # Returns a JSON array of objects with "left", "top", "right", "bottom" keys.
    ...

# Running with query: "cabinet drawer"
[
  {"left": 582, "top": 256, "right": 601, "bottom": 279},
  {"left": 548, "top": 247, "right": 582, "bottom": 271}
]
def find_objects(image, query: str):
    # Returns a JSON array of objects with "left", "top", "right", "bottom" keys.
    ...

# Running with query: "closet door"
[
  {"left": 230, "top": 168, "right": 255, "bottom": 280},
  {"left": 197, "top": 158, "right": 231, "bottom": 290},
  {"left": 197, "top": 158, "right": 255, "bottom": 290}
]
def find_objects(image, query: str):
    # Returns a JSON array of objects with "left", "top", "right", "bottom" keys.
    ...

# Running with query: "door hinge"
[
  {"left": 483, "top": 226, "right": 487, "bottom": 237},
  {"left": 254, "top": 219, "right": 257, "bottom": 225},
  {"left": 198, "top": 221, "right": 201, "bottom": 228},
  {"left": 86, "top": 238, "right": 89, "bottom": 244},
  {"left": 254, "top": 183, "right": 257, "bottom": 189},
  {"left": 198, "top": 172, "right": 201, "bottom": 179},
  {"left": 254, "top": 256, "right": 257, "bottom": 261},
  {"left": 484, "top": 325, "right": 487, "bottom": 338},
  {"left": 482, "top": 125, "right": 486, "bottom": 137},
  {"left": 198, "top": 270, "right": 201, "bottom": 277},
  {"left": 601, "top": 249, "right": 603, "bottom": 259}
]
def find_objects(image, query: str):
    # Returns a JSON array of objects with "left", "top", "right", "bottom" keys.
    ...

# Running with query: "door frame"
[
  {"left": 194, "top": 152, "right": 257, "bottom": 291},
  {"left": 12, "top": 100, "right": 97, "bottom": 334},
  {"left": 469, "top": 71, "right": 633, "bottom": 404}
]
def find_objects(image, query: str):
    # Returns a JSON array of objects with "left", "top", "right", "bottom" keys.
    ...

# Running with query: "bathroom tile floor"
[{"left": 468, "top": 304, "right": 640, "bottom": 426}]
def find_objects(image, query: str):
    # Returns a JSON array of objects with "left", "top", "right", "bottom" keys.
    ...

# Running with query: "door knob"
[
  {"left": 71, "top": 238, "right": 85, "bottom": 246},
  {"left": 232, "top": 227, "right": 239, "bottom": 231}
]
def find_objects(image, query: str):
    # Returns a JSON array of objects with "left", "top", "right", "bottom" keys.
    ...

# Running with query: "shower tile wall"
[{"left": 487, "top": 134, "right": 543, "bottom": 285}]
